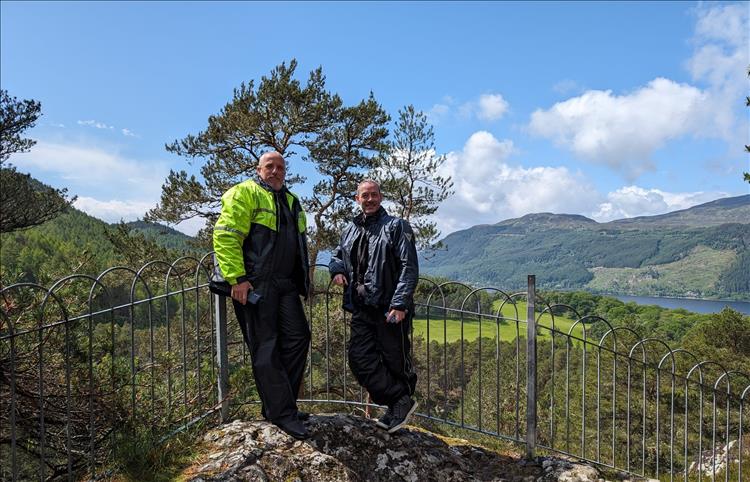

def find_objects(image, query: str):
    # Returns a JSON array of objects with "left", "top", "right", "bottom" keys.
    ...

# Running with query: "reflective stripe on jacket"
[{"left": 213, "top": 178, "right": 309, "bottom": 296}]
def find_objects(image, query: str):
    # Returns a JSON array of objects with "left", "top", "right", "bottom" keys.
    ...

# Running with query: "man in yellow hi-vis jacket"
[{"left": 213, "top": 151, "right": 311, "bottom": 439}]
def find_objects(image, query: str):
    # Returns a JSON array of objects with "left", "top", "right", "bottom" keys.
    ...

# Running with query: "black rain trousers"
[
  {"left": 233, "top": 278, "right": 310, "bottom": 423},
  {"left": 348, "top": 305, "right": 417, "bottom": 407}
]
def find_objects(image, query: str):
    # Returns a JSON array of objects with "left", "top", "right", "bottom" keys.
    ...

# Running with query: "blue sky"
[{"left": 2, "top": 1, "right": 748, "bottom": 236}]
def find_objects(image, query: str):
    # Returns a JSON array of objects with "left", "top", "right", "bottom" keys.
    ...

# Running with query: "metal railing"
[{"left": 1, "top": 257, "right": 748, "bottom": 480}]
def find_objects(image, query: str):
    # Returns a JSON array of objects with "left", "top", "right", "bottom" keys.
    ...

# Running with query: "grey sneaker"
[
  {"left": 375, "top": 406, "right": 394, "bottom": 429},
  {"left": 386, "top": 395, "right": 418, "bottom": 433}
]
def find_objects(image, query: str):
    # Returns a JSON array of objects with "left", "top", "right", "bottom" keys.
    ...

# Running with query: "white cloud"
[
  {"left": 73, "top": 197, "right": 154, "bottom": 224},
  {"left": 686, "top": 2, "right": 749, "bottom": 142},
  {"left": 477, "top": 94, "right": 509, "bottom": 121},
  {"left": 432, "top": 131, "right": 596, "bottom": 234},
  {"left": 77, "top": 119, "right": 114, "bottom": 130},
  {"left": 174, "top": 217, "right": 208, "bottom": 237},
  {"left": 13, "top": 141, "right": 165, "bottom": 191},
  {"left": 427, "top": 93, "right": 510, "bottom": 123},
  {"left": 72, "top": 196, "right": 206, "bottom": 235},
  {"left": 529, "top": 2, "right": 748, "bottom": 180},
  {"left": 552, "top": 79, "right": 581, "bottom": 95},
  {"left": 426, "top": 97, "right": 454, "bottom": 124},
  {"left": 430, "top": 131, "right": 733, "bottom": 235},
  {"left": 12, "top": 141, "right": 171, "bottom": 226},
  {"left": 529, "top": 78, "right": 707, "bottom": 179},
  {"left": 692, "top": 3, "right": 748, "bottom": 54},
  {"left": 78, "top": 120, "right": 138, "bottom": 137},
  {"left": 592, "top": 186, "right": 729, "bottom": 222}
]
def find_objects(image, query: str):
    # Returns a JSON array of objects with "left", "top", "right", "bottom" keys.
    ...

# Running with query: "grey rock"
[{"left": 185, "top": 414, "right": 606, "bottom": 482}]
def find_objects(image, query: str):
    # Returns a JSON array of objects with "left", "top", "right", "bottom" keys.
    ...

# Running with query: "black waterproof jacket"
[{"left": 329, "top": 207, "right": 419, "bottom": 312}]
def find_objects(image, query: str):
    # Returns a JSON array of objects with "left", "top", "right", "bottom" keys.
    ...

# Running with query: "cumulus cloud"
[
  {"left": 529, "top": 78, "right": 706, "bottom": 179},
  {"left": 426, "top": 96, "right": 455, "bottom": 124},
  {"left": 686, "top": 2, "right": 749, "bottom": 141},
  {"left": 429, "top": 131, "right": 732, "bottom": 235},
  {"left": 529, "top": 2, "right": 748, "bottom": 180},
  {"left": 121, "top": 128, "right": 136, "bottom": 137},
  {"left": 73, "top": 197, "right": 155, "bottom": 224},
  {"left": 13, "top": 141, "right": 164, "bottom": 190},
  {"left": 477, "top": 94, "right": 509, "bottom": 121},
  {"left": 592, "top": 186, "right": 729, "bottom": 222},
  {"left": 72, "top": 197, "right": 204, "bottom": 235},
  {"left": 460, "top": 93, "right": 510, "bottom": 122},
  {"left": 12, "top": 140, "right": 170, "bottom": 223},
  {"left": 432, "top": 131, "right": 596, "bottom": 234},
  {"left": 77, "top": 119, "right": 114, "bottom": 130},
  {"left": 427, "top": 93, "right": 510, "bottom": 123}
]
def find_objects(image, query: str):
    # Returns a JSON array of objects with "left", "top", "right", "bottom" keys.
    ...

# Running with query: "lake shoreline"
[
  {"left": 611, "top": 294, "right": 750, "bottom": 315},
  {"left": 590, "top": 292, "right": 750, "bottom": 303}
]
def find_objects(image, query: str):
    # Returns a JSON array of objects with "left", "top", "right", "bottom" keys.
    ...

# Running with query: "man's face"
[
  {"left": 256, "top": 153, "right": 286, "bottom": 191},
  {"left": 355, "top": 182, "right": 382, "bottom": 215}
]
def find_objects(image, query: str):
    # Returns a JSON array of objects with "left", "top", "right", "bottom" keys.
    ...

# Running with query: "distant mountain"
[
  {"left": 423, "top": 195, "right": 750, "bottom": 300},
  {"left": 125, "top": 220, "right": 197, "bottom": 251},
  {"left": 606, "top": 194, "right": 750, "bottom": 229},
  {"left": 0, "top": 206, "right": 199, "bottom": 283}
]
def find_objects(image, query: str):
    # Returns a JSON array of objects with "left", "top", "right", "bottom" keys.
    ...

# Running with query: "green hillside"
[
  {"left": 125, "top": 220, "right": 198, "bottom": 251},
  {"left": 424, "top": 195, "right": 750, "bottom": 300},
  {"left": 0, "top": 207, "right": 198, "bottom": 284}
]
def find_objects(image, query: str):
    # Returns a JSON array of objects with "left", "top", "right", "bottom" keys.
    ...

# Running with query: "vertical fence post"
[
  {"left": 526, "top": 275, "right": 537, "bottom": 460},
  {"left": 214, "top": 294, "right": 229, "bottom": 422}
]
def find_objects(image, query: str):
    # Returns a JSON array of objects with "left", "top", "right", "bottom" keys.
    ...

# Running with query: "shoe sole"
[{"left": 387, "top": 400, "right": 419, "bottom": 434}]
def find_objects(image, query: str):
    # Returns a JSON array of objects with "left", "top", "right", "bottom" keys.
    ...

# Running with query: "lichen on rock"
[{"left": 184, "top": 413, "right": 609, "bottom": 481}]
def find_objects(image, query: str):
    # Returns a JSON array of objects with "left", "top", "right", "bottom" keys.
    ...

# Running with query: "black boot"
[
  {"left": 275, "top": 418, "right": 309, "bottom": 439},
  {"left": 386, "top": 395, "right": 418, "bottom": 434}
]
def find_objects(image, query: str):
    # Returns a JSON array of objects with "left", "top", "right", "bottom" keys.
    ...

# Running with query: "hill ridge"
[{"left": 424, "top": 194, "right": 750, "bottom": 299}]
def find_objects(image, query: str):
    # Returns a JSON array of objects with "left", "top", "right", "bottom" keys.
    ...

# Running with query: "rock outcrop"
[{"left": 184, "top": 413, "right": 609, "bottom": 481}]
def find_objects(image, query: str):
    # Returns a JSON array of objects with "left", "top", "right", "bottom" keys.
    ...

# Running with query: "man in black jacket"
[{"left": 329, "top": 179, "right": 419, "bottom": 433}]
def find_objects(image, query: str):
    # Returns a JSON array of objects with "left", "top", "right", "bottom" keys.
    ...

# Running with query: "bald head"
[
  {"left": 259, "top": 151, "right": 284, "bottom": 164},
  {"left": 257, "top": 151, "right": 286, "bottom": 191}
]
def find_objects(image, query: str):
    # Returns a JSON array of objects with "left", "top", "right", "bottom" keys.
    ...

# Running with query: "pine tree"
[
  {"left": 0, "top": 90, "right": 75, "bottom": 233},
  {"left": 146, "top": 60, "right": 391, "bottom": 266},
  {"left": 377, "top": 105, "right": 454, "bottom": 256},
  {"left": 304, "top": 93, "right": 390, "bottom": 266}
]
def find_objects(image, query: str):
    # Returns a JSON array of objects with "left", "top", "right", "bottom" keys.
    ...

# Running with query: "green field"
[{"left": 413, "top": 300, "right": 584, "bottom": 343}]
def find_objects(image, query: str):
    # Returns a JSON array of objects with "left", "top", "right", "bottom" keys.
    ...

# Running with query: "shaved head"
[
  {"left": 257, "top": 151, "right": 286, "bottom": 191},
  {"left": 259, "top": 151, "right": 284, "bottom": 164}
]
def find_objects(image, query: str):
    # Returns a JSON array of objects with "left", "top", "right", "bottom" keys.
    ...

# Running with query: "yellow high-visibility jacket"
[{"left": 213, "top": 178, "right": 309, "bottom": 297}]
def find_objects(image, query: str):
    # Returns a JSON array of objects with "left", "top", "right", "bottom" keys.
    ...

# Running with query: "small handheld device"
[
  {"left": 248, "top": 291, "right": 262, "bottom": 305},
  {"left": 386, "top": 313, "right": 398, "bottom": 323}
]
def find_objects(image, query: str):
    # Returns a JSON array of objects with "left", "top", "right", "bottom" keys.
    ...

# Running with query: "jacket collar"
[
  {"left": 354, "top": 206, "right": 387, "bottom": 226},
  {"left": 255, "top": 176, "right": 286, "bottom": 195}
]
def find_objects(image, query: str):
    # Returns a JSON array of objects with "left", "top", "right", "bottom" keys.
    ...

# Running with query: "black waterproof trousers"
[
  {"left": 233, "top": 278, "right": 310, "bottom": 423},
  {"left": 348, "top": 305, "right": 417, "bottom": 407}
]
